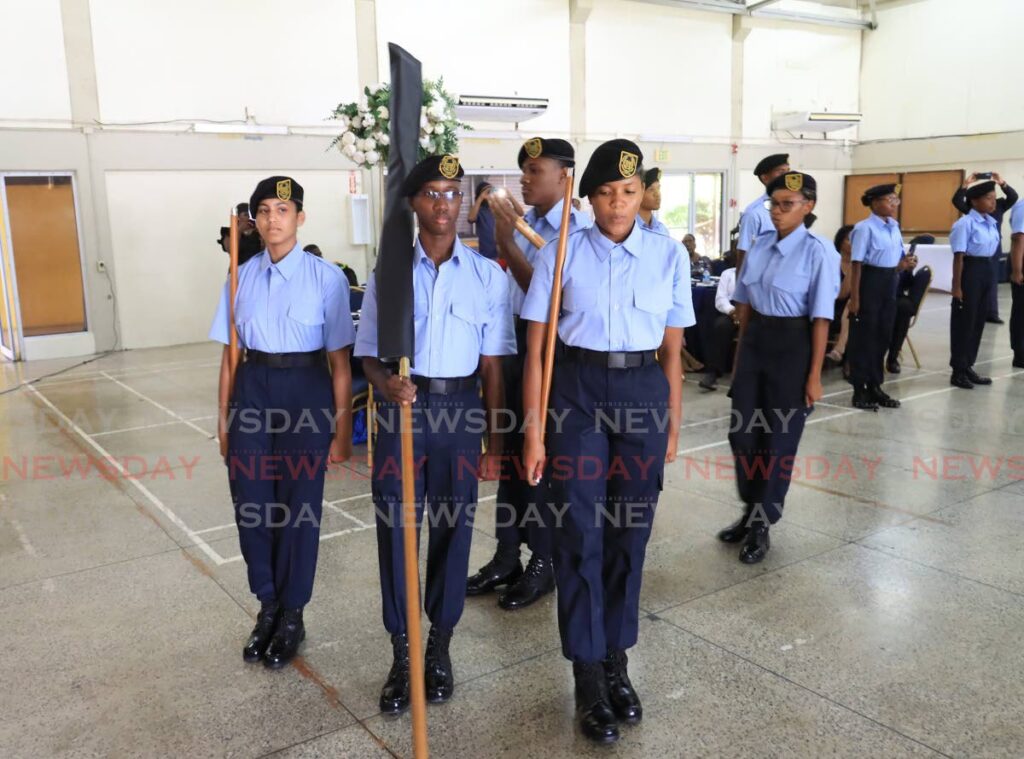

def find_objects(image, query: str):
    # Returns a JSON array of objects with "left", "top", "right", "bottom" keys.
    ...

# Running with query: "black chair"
[{"left": 349, "top": 285, "right": 365, "bottom": 312}]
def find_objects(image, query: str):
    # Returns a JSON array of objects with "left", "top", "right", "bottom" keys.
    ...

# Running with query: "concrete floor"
[{"left": 1, "top": 287, "right": 1022, "bottom": 758}]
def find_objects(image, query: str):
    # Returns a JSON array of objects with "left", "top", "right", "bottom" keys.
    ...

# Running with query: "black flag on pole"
[{"left": 375, "top": 43, "right": 422, "bottom": 362}]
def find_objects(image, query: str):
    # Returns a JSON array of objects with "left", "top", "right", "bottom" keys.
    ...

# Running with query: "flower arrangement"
[{"left": 330, "top": 78, "right": 469, "bottom": 170}]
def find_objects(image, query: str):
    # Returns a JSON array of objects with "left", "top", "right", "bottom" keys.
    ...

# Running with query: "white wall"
[
  {"left": 0, "top": 0, "right": 72, "bottom": 123},
  {"left": 88, "top": 0, "right": 359, "bottom": 126},
  {"left": 585, "top": 0, "right": 732, "bottom": 138},
  {"left": 742, "top": 19, "right": 860, "bottom": 140},
  {"left": 860, "top": 0, "right": 1024, "bottom": 140},
  {"left": 375, "top": 0, "right": 572, "bottom": 135},
  {"left": 105, "top": 170, "right": 365, "bottom": 349}
]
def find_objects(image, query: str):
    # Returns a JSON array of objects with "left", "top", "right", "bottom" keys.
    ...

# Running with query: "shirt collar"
[
  {"left": 260, "top": 243, "right": 304, "bottom": 280},
  {"left": 525, "top": 199, "right": 568, "bottom": 232},
  {"left": 969, "top": 208, "right": 996, "bottom": 226},
  {"left": 773, "top": 224, "right": 809, "bottom": 257},
  {"left": 870, "top": 212, "right": 895, "bottom": 228},
  {"left": 586, "top": 220, "right": 644, "bottom": 262},
  {"left": 415, "top": 235, "right": 466, "bottom": 267}
]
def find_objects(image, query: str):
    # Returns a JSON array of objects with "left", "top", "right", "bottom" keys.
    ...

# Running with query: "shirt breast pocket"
[
  {"left": 561, "top": 285, "right": 597, "bottom": 313},
  {"left": 773, "top": 269, "right": 811, "bottom": 293},
  {"left": 235, "top": 297, "right": 257, "bottom": 325},
  {"left": 450, "top": 298, "right": 479, "bottom": 326},
  {"left": 633, "top": 284, "right": 671, "bottom": 315},
  {"left": 287, "top": 302, "right": 325, "bottom": 327}
]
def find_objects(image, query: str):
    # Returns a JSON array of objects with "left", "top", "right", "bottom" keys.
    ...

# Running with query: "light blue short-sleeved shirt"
[
  {"left": 354, "top": 236, "right": 516, "bottom": 378},
  {"left": 949, "top": 210, "right": 1000, "bottom": 258},
  {"left": 208, "top": 244, "right": 355, "bottom": 353},
  {"left": 520, "top": 222, "right": 695, "bottom": 352},
  {"left": 1011, "top": 201, "right": 1024, "bottom": 235},
  {"left": 509, "top": 199, "right": 590, "bottom": 316},
  {"left": 851, "top": 213, "right": 903, "bottom": 267},
  {"left": 732, "top": 225, "right": 840, "bottom": 320},
  {"left": 737, "top": 194, "right": 772, "bottom": 251},
  {"left": 637, "top": 213, "right": 670, "bottom": 236}
]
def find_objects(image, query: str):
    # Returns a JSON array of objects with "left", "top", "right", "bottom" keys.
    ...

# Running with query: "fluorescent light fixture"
[{"left": 193, "top": 123, "right": 289, "bottom": 136}]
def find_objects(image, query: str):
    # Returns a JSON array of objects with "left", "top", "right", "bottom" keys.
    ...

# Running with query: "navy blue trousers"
[
  {"left": 729, "top": 317, "right": 813, "bottom": 525},
  {"left": 950, "top": 257, "right": 993, "bottom": 370},
  {"left": 848, "top": 266, "right": 897, "bottom": 387},
  {"left": 228, "top": 361, "right": 334, "bottom": 609},
  {"left": 494, "top": 320, "right": 553, "bottom": 558},
  {"left": 373, "top": 388, "right": 480, "bottom": 635},
  {"left": 546, "top": 359, "right": 668, "bottom": 663}
]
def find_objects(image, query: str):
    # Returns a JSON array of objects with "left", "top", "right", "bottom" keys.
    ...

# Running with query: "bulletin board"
[
  {"left": 898, "top": 170, "right": 964, "bottom": 233},
  {"left": 843, "top": 173, "right": 900, "bottom": 226}
]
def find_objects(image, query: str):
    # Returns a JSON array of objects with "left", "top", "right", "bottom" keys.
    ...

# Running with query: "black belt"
[
  {"left": 245, "top": 349, "right": 323, "bottom": 368},
  {"left": 862, "top": 264, "right": 897, "bottom": 273},
  {"left": 562, "top": 345, "right": 657, "bottom": 369},
  {"left": 411, "top": 375, "right": 477, "bottom": 395},
  {"left": 962, "top": 255, "right": 992, "bottom": 264},
  {"left": 750, "top": 311, "right": 809, "bottom": 329}
]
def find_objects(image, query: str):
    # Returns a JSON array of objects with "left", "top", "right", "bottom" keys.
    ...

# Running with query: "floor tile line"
[
  {"left": 24, "top": 383, "right": 227, "bottom": 566},
  {"left": 653, "top": 614, "right": 953, "bottom": 758},
  {"left": 99, "top": 371, "right": 215, "bottom": 439}
]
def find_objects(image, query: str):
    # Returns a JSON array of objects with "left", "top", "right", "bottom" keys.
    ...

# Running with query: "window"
[{"left": 657, "top": 171, "right": 726, "bottom": 258}]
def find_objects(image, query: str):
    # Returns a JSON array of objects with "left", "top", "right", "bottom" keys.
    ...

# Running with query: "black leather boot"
[
  {"left": 424, "top": 627, "right": 454, "bottom": 704},
  {"left": 243, "top": 601, "right": 280, "bottom": 663},
  {"left": 886, "top": 355, "right": 901, "bottom": 374},
  {"left": 965, "top": 367, "right": 992, "bottom": 385},
  {"left": 264, "top": 607, "right": 305, "bottom": 669},
  {"left": 466, "top": 547, "right": 523, "bottom": 596},
  {"left": 498, "top": 554, "right": 555, "bottom": 610},
  {"left": 852, "top": 385, "right": 879, "bottom": 411},
  {"left": 602, "top": 650, "right": 642, "bottom": 725},
  {"left": 869, "top": 384, "right": 901, "bottom": 408},
  {"left": 573, "top": 661, "right": 619, "bottom": 744},
  {"left": 379, "top": 633, "right": 410, "bottom": 715},
  {"left": 717, "top": 505, "right": 754, "bottom": 544},
  {"left": 739, "top": 524, "right": 771, "bottom": 564},
  {"left": 950, "top": 371, "right": 974, "bottom": 389}
]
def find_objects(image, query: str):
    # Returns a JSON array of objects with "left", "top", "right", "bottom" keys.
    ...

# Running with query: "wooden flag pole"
[
  {"left": 228, "top": 209, "right": 241, "bottom": 387},
  {"left": 399, "top": 356, "right": 429, "bottom": 758},
  {"left": 538, "top": 174, "right": 575, "bottom": 445}
]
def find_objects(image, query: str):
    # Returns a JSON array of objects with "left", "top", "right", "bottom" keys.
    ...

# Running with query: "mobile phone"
[{"left": 975, "top": 172, "right": 993, "bottom": 180}]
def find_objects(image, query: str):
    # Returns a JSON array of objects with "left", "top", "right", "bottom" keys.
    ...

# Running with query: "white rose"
[
  {"left": 379, "top": 134, "right": 390, "bottom": 146},
  {"left": 363, "top": 114, "right": 375, "bottom": 128},
  {"left": 366, "top": 150, "right": 380, "bottom": 165},
  {"left": 363, "top": 137, "right": 377, "bottom": 151},
  {"left": 419, "top": 136, "right": 431, "bottom": 149},
  {"left": 429, "top": 102, "right": 446, "bottom": 119},
  {"left": 355, "top": 139, "right": 365, "bottom": 151},
  {"left": 379, "top": 106, "right": 389, "bottom": 120},
  {"left": 340, "top": 131, "right": 356, "bottom": 146},
  {"left": 434, "top": 124, "right": 445, "bottom": 135},
  {"left": 342, "top": 144, "right": 356, "bottom": 157},
  {"left": 420, "top": 113, "right": 428, "bottom": 128},
  {"left": 352, "top": 116, "right": 362, "bottom": 129},
  {"left": 353, "top": 150, "right": 366, "bottom": 164}
]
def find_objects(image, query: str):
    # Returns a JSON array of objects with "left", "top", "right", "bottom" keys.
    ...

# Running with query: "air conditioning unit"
[
  {"left": 455, "top": 95, "right": 548, "bottom": 123},
  {"left": 772, "top": 111, "right": 862, "bottom": 133}
]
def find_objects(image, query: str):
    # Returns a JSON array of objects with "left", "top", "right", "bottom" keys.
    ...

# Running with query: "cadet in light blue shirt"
[
  {"left": 637, "top": 167, "right": 670, "bottom": 236},
  {"left": 209, "top": 176, "right": 355, "bottom": 670},
  {"left": 1010, "top": 201, "right": 1024, "bottom": 366},
  {"left": 357, "top": 155, "right": 515, "bottom": 715},
  {"left": 722, "top": 172, "right": 838, "bottom": 568},
  {"left": 520, "top": 139, "right": 690, "bottom": 745},
  {"left": 948, "top": 180, "right": 1004, "bottom": 386},
  {"left": 737, "top": 154, "right": 790, "bottom": 258},
  {"left": 466, "top": 136, "right": 587, "bottom": 612},
  {"left": 846, "top": 183, "right": 905, "bottom": 410}
]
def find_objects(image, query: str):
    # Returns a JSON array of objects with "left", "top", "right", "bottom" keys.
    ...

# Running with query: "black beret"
[
  {"left": 401, "top": 154, "right": 464, "bottom": 197},
  {"left": 644, "top": 167, "right": 662, "bottom": 186},
  {"left": 754, "top": 153, "right": 789, "bottom": 177},
  {"left": 250, "top": 176, "right": 303, "bottom": 214},
  {"left": 579, "top": 139, "right": 644, "bottom": 198},
  {"left": 517, "top": 137, "right": 575, "bottom": 168},
  {"left": 861, "top": 183, "right": 901, "bottom": 206},
  {"left": 965, "top": 180, "right": 997, "bottom": 199},
  {"left": 766, "top": 171, "right": 817, "bottom": 196}
]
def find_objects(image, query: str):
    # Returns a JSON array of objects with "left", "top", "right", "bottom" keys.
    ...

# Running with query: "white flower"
[
  {"left": 420, "top": 113, "right": 429, "bottom": 128},
  {"left": 340, "top": 131, "right": 356, "bottom": 146},
  {"left": 429, "top": 102, "right": 446, "bottom": 120},
  {"left": 342, "top": 144, "right": 357, "bottom": 157},
  {"left": 338, "top": 114, "right": 350, "bottom": 129},
  {"left": 434, "top": 124, "right": 446, "bottom": 135},
  {"left": 379, "top": 106, "right": 389, "bottom": 120},
  {"left": 419, "top": 135, "right": 431, "bottom": 149},
  {"left": 363, "top": 137, "right": 377, "bottom": 151},
  {"left": 355, "top": 139, "right": 366, "bottom": 151},
  {"left": 353, "top": 150, "right": 366, "bottom": 164},
  {"left": 379, "top": 134, "right": 390, "bottom": 146},
  {"left": 358, "top": 94, "right": 368, "bottom": 110},
  {"left": 366, "top": 150, "right": 380, "bottom": 165},
  {"left": 352, "top": 116, "right": 362, "bottom": 129},
  {"left": 363, "top": 114, "right": 375, "bottom": 128},
  {"left": 374, "top": 82, "right": 386, "bottom": 92}
]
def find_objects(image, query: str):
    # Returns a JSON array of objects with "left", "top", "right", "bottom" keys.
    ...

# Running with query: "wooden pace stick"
[
  {"left": 228, "top": 209, "right": 241, "bottom": 386},
  {"left": 490, "top": 188, "right": 547, "bottom": 249},
  {"left": 538, "top": 173, "right": 575, "bottom": 445}
]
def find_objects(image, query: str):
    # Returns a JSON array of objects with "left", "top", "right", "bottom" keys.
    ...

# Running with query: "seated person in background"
[
  {"left": 468, "top": 182, "right": 498, "bottom": 260},
  {"left": 304, "top": 244, "right": 359, "bottom": 287},
  {"left": 699, "top": 252, "right": 739, "bottom": 391},
  {"left": 217, "top": 226, "right": 231, "bottom": 254},
  {"left": 826, "top": 225, "right": 854, "bottom": 364},
  {"left": 684, "top": 234, "right": 712, "bottom": 278},
  {"left": 303, "top": 243, "right": 323, "bottom": 258},
  {"left": 886, "top": 242, "right": 930, "bottom": 373}
]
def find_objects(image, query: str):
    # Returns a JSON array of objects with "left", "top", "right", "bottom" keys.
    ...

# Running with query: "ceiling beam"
[
  {"left": 631, "top": 0, "right": 874, "bottom": 29},
  {"left": 745, "top": 0, "right": 782, "bottom": 10}
]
